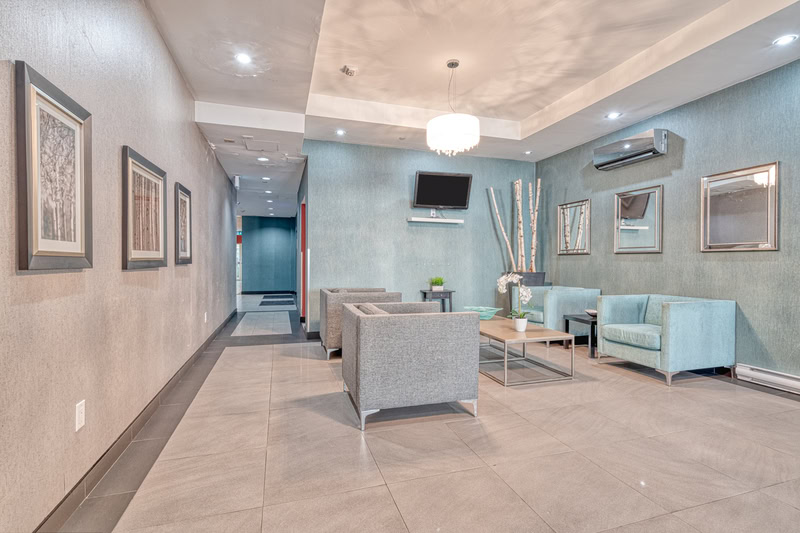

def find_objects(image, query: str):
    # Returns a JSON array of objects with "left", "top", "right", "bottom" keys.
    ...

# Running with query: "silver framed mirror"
[
  {"left": 701, "top": 162, "right": 778, "bottom": 252},
  {"left": 614, "top": 185, "right": 662, "bottom": 254},
  {"left": 558, "top": 199, "right": 590, "bottom": 255}
]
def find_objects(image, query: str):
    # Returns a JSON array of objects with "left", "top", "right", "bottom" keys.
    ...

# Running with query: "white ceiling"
[
  {"left": 147, "top": 0, "right": 800, "bottom": 216},
  {"left": 310, "top": 0, "right": 729, "bottom": 120}
]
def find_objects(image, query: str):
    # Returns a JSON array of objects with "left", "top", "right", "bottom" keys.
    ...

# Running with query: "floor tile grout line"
[
  {"left": 574, "top": 443, "right": 687, "bottom": 515},
  {"left": 260, "top": 344, "right": 276, "bottom": 531},
  {"left": 440, "top": 404, "right": 575, "bottom": 532},
  {"left": 361, "top": 423, "right": 411, "bottom": 532},
  {"left": 116, "top": 506, "right": 266, "bottom": 533}
]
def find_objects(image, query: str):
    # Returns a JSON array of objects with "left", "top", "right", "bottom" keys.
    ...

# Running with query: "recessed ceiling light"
[
  {"left": 235, "top": 53, "right": 252, "bottom": 64},
  {"left": 605, "top": 112, "right": 622, "bottom": 120},
  {"left": 257, "top": 157, "right": 269, "bottom": 162},
  {"left": 269, "top": 213, "right": 275, "bottom": 216},
  {"left": 336, "top": 129, "right": 346, "bottom": 136},
  {"left": 269, "top": 207, "right": 274, "bottom": 210},
  {"left": 773, "top": 34, "right": 799, "bottom": 46},
  {"left": 267, "top": 200, "right": 273, "bottom": 203},
  {"left": 261, "top": 177, "right": 271, "bottom": 181},
  {"left": 524, "top": 151, "right": 532, "bottom": 155},
  {"left": 623, "top": 143, "right": 631, "bottom": 149},
  {"left": 265, "top": 190, "right": 272, "bottom": 194}
]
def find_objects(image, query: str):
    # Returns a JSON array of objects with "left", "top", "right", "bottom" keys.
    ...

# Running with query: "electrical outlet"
[
  {"left": 204, "top": 312, "right": 208, "bottom": 324},
  {"left": 430, "top": 209, "right": 437, "bottom": 218},
  {"left": 75, "top": 400, "right": 85, "bottom": 432}
]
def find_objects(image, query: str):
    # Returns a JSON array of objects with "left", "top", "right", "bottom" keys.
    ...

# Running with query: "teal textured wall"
[
  {"left": 537, "top": 59, "right": 800, "bottom": 375},
  {"left": 242, "top": 216, "right": 297, "bottom": 293},
  {"left": 303, "top": 140, "right": 536, "bottom": 331}
]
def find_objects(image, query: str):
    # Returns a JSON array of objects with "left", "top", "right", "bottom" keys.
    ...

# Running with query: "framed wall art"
[
  {"left": 701, "top": 162, "right": 778, "bottom": 252},
  {"left": 16, "top": 61, "right": 93, "bottom": 270},
  {"left": 175, "top": 182, "right": 192, "bottom": 264},
  {"left": 614, "top": 185, "right": 663, "bottom": 254},
  {"left": 122, "top": 146, "right": 167, "bottom": 270},
  {"left": 557, "top": 199, "right": 590, "bottom": 255}
]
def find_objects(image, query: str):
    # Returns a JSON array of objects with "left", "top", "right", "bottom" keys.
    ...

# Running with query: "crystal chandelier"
[{"left": 427, "top": 59, "right": 480, "bottom": 156}]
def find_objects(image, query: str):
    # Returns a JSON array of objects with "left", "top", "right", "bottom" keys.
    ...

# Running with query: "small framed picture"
[
  {"left": 122, "top": 146, "right": 167, "bottom": 269},
  {"left": 16, "top": 61, "right": 93, "bottom": 270},
  {"left": 175, "top": 183, "right": 192, "bottom": 264}
]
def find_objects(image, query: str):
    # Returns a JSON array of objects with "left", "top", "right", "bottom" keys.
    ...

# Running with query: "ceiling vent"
[
  {"left": 244, "top": 139, "right": 279, "bottom": 152},
  {"left": 223, "top": 138, "right": 236, "bottom": 143},
  {"left": 593, "top": 129, "right": 668, "bottom": 171}
]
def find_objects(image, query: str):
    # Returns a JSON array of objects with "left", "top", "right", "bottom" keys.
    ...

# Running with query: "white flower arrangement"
[{"left": 496, "top": 273, "right": 533, "bottom": 319}]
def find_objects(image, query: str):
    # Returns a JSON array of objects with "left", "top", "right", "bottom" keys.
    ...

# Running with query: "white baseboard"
[{"left": 736, "top": 364, "right": 800, "bottom": 396}]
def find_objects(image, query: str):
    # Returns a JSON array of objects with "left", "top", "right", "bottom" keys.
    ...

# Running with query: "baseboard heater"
[{"left": 736, "top": 364, "right": 800, "bottom": 395}]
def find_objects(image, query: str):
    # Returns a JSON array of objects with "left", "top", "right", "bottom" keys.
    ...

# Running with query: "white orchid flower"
[{"left": 496, "top": 273, "right": 522, "bottom": 294}]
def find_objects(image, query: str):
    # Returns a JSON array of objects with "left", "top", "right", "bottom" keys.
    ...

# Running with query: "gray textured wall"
[
  {"left": 242, "top": 216, "right": 296, "bottom": 293},
  {"left": 537, "top": 58, "right": 800, "bottom": 376},
  {"left": 303, "top": 140, "right": 536, "bottom": 331},
  {"left": 0, "top": 2, "right": 236, "bottom": 530}
]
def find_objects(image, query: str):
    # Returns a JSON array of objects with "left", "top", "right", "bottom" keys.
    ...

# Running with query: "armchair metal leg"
[
  {"left": 463, "top": 399, "right": 478, "bottom": 417},
  {"left": 343, "top": 381, "right": 349, "bottom": 392},
  {"left": 657, "top": 370, "right": 678, "bottom": 387},
  {"left": 359, "top": 409, "right": 380, "bottom": 431},
  {"left": 326, "top": 348, "right": 337, "bottom": 360}
]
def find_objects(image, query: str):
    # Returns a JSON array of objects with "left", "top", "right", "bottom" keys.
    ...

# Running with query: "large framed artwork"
[
  {"left": 122, "top": 146, "right": 167, "bottom": 269},
  {"left": 700, "top": 162, "right": 778, "bottom": 252},
  {"left": 175, "top": 183, "right": 192, "bottom": 264},
  {"left": 16, "top": 61, "right": 93, "bottom": 270}
]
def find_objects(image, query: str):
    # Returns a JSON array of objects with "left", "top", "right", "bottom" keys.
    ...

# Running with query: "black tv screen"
[{"left": 413, "top": 171, "right": 472, "bottom": 209}]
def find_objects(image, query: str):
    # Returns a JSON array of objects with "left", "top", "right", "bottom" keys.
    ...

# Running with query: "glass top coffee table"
[{"left": 479, "top": 317, "right": 575, "bottom": 386}]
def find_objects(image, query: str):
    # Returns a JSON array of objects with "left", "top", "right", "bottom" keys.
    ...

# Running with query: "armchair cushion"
[{"left": 602, "top": 324, "right": 661, "bottom": 350}]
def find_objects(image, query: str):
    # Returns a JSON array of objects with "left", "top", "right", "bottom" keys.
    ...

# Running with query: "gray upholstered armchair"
[
  {"left": 319, "top": 288, "right": 402, "bottom": 358},
  {"left": 341, "top": 302, "right": 480, "bottom": 430}
]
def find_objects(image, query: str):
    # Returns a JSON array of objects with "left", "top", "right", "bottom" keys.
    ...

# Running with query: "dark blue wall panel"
[{"left": 242, "top": 216, "right": 296, "bottom": 293}]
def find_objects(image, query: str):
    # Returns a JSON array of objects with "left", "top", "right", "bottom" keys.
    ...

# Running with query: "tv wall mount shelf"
[{"left": 407, "top": 217, "right": 464, "bottom": 224}]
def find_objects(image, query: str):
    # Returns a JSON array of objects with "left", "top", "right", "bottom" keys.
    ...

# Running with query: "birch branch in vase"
[
  {"left": 490, "top": 186, "right": 517, "bottom": 272},
  {"left": 563, "top": 207, "right": 572, "bottom": 251},
  {"left": 515, "top": 179, "right": 526, "bottom": 271},
  {"left": 529, "top": 179, "right": 540, "bottom": 272}
]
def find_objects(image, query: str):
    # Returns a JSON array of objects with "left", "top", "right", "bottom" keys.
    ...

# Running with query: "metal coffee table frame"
[{"left": 479, "top": 318, "right": 575, "bottom": 387}]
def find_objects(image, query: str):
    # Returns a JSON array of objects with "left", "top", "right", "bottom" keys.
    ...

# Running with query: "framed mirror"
[
  {"left": 614, "top": 185, "right": 662, "bottom": 254},
  {"left": 558, "top": 199, "right": 590, "bottom": 255},
  {"left": 701, "top": 162, "right": 778, "bottom": 252}
]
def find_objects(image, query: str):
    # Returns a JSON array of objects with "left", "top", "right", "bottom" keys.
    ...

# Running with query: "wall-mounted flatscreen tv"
[{"left": 413, "top": 171, "right": 472, "bottom": 209}]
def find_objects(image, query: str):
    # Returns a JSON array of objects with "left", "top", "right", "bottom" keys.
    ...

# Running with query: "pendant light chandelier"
[{"left": 427, "top": 59, "right": 480, "bottom": 157}]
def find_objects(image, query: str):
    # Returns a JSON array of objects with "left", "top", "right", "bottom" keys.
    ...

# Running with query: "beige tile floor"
[{"left": 113, "top": 342, "right": 800, "bottom": 533}]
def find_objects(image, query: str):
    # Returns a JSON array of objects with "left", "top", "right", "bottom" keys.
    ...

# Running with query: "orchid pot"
[{"left": 513, "top": 317, "right": 528, "bottom": 332}]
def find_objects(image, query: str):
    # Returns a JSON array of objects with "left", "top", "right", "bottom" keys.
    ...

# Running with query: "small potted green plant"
[{"left": 429, "top": 276, "right": 445, "bottom": 292}]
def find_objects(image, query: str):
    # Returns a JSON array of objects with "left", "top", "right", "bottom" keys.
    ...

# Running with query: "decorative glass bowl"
[{"left": 464, "top": 306, "right": 503, "bottom": 320}]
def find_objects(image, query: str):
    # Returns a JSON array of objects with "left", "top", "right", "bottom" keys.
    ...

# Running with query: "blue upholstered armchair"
[
  {"left": 597, "top": 294, "right": 736, "bottom": 386},
  {"left": 511, "top": 286, "right": 601, "bottom": 335}
]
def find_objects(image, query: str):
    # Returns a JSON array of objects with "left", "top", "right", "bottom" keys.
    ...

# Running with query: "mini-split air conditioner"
[{"left": 593, "top": 129, "right": 668, "bottom": 171}]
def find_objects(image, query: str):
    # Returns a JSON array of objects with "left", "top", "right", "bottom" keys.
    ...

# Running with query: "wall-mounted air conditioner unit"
[{"left": 593, "top": 129, "right": 668, "bottom": 171}]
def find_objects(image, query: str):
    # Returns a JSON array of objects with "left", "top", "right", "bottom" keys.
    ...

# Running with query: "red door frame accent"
[{"left": 301, "top": 203, "right": 307, "bottom": 318}]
